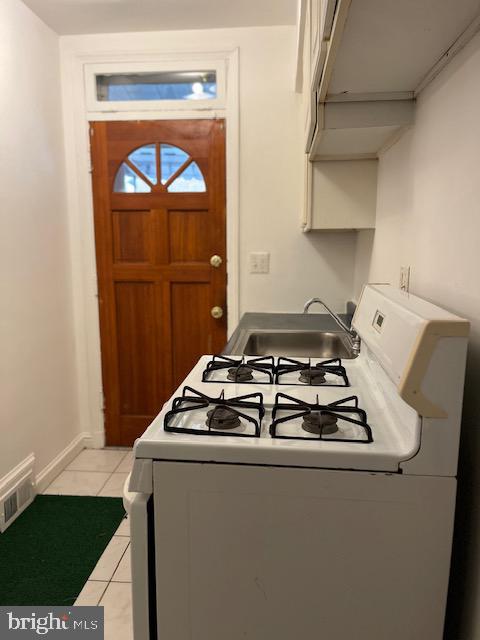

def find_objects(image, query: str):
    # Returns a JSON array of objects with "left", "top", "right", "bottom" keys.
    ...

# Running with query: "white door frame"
[{"left": 60, "top": 46, "right": 239, "bottom": 447}]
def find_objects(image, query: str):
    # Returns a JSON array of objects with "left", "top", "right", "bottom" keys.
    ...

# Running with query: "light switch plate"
[{"left": 249, "top": 252, "right": 270, "bottom": 274}]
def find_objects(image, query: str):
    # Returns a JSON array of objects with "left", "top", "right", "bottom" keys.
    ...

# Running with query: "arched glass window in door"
[{"left": 113, "top": 143, "right": 206, "bottom": 193}]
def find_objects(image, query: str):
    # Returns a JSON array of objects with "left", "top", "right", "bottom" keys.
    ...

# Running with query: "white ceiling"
[{"left": 21, "top": 0, "right": 298, "bottom": 35}]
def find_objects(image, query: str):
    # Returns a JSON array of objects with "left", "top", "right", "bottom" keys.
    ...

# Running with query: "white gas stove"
[
  {"left": 129, "top": 285, "right": 469, "bottom": 640},
  {"left": 134, "top": 352, "right": 419, "bottom": 472}
]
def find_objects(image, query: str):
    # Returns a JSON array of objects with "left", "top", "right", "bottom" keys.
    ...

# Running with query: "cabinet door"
[
  {"left": 301, "top": 155, "right": 313, "bottom": 230},
  {"left": 310, "top": 0, "right": 321, "bottom": 74},
  {"left": 304, "top": 89, "right": 318, "bottom": 152},
  {"left": 321, "top": 0, "right": 337, "bottom": 40},
  {"left": 303, "top": 1, "right": 315, "bottom": 151},
  {"left": 306, "top": 1, "right": 329, "bottom": 153},
  {"left": 310, "top": 0, "right": 335, "bottom": 88},
  {"left": 311, "top": 159, "right": 378, "bottom": 230}
]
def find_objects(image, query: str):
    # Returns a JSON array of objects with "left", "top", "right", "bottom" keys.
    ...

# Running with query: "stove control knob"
[
  {"left": 210, "top": 254, "right": 223, "bottom": 268},
  {"left": 211, "top": 306, "right": 224, "bottom": 319}
]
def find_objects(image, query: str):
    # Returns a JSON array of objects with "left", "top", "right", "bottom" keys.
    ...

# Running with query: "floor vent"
[
  {"left": 0, "top": 461, "right": 35, "bottom": 533},
  {"left": 4, "top": 493, "right": 18, "bottom": 524}
]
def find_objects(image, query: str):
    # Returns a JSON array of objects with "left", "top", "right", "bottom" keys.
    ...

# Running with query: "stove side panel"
[{"left": 152, "top": 462, "right": 456, "bottom": 640}]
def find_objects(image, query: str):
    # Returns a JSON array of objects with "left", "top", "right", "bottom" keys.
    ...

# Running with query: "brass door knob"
[
  {"left": 211, "top": 306, "right": 224, "bottom": 319},
  {"left": 210, "top": 255, "right": 223, "bottom": 268}
]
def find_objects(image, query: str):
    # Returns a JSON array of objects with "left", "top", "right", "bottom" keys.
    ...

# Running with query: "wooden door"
[{"left": 90, "top": 120, "right": 227, "bottom": 446}]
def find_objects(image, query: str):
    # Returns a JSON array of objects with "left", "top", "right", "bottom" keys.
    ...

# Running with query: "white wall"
[
  {"left": 230, "top": 27, "right": 356, "bottom": 312},
  {"left": 0, "top": 0, "right": 80, "bottom": 480},
  {"left": 355, "top": 31, "right": 480, "bottom": 640}
]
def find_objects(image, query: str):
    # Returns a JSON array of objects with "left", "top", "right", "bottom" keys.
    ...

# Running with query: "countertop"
[{"left": 223, "top": 312, "right": 353, "bottom": 355}]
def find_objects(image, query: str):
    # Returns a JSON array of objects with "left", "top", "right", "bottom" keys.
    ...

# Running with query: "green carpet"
[{"left": 0, "top": 495, "right": 126, "bottom": 606}]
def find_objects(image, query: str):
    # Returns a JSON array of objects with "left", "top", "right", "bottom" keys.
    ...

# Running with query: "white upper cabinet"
[
  {"left": 302, "top": 1, "right": 315, "bottom": 149},
  {"left": 300, "top": 0, "right": 480, "bottom": 230},
  {"left": 310, "top": 0, "right": 335, "bottom": 85},
  {"left": 310, "top": 0, "right": 320, "bottom": 73},
  {"left": 310, "top": 159, "right": 377, "bottom": 230},
  {"left": 302, "top": 0, "right": 480, "bottom": 159},
  {"left": 310, "top": 0, "right": 336, "bottom": 80},
  {"left": 303, "top": 0, "right": 335, "bottom": 152}
]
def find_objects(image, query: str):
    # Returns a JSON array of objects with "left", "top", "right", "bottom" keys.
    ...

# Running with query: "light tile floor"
[
  {"left": 43, "top": 449, "right": 131, "bottom": 497},
  {"left": 43, "top": 448, "right": 134, "bottom": 640}
]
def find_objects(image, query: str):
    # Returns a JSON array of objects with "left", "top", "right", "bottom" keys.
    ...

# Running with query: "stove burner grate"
[
  {"left": 164, "top": 386, "right": 264, "bottom": 438},
  {"left": 269, "top": 392, "right": 372, "bottom": 443},
  {"left": 275, "top": 357, "right": 350, "bottom": 387},
  {"left": 203, "top": 355, "right": 275, "bottom": 384}
]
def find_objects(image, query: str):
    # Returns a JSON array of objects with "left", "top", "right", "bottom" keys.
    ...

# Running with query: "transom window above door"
[
  {"left": 113, "top": 143, "right": 206, "bottom": 193},
  {"left": 96, "top": 70, "right": 217, "bottom": 102},
  {"left": 85, "top": 60, "right": 226, "bottom": 113}
]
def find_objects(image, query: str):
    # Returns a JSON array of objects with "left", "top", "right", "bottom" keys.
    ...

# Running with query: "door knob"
[
  {"left": 211, "top": 306, "right": 224, "bottom": 319},
  {"left": 210, "top": 255, "right": 223, "bottom": 268}
]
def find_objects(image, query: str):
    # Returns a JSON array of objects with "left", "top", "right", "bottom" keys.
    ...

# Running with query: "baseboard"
[
  {"left": 35, "top": 432, "right": 91, "bottom": 494},
  {"left": 0, "top": 454, "right": 35, "bottom": 532},
  {"left": 0, "top": 454, "right": 35, "bottom": 502},
  {"left": 1, "top": 431, "right": 106, "bottom": 518},
  {"left": 2, "top": 429, "right": 106, "bottom": 501}
]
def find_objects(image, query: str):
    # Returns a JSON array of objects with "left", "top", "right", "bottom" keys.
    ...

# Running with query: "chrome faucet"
[{"left": 303, "top": 298, "right": 361, "bottom": 356}]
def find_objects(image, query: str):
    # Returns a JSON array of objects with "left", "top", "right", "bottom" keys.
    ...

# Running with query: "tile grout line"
[
  {"left": 96, "top": 471, "right": 131, "bottom": 497},
  {"left": 94, "top": 581, "right": 109, "bottom": 607},
  {"left": 87, "top": 536, "right": 129, "bottom": 584},
  {"left": 104, "top": 536, "right": 129, "bottom": 580},
  {"left": 111, "top": 542, "right": 131, "bottom": 583},
  {"left": 112, "top": 450, "right": 130, "bottom": 473},
  {"left": 97, "top": 449, "right": 131, "bottom": 495},
  {"left": 98, "top": 573, "right": 121, "bottom": 606},
  {"left": 95, "top": 471, "right": 114, "bottom": 496},
  {"left": 114, "top": 540, "right": 130, "bottom": 573},
  {"left": 76, "top": 531, "right": 130, "bottom": 604},
  {"left": 89, "top": 579, "right": 114, "bottom": 583},
  {"left": 98, "top": 577, "right": 133, "bottom": 607}
]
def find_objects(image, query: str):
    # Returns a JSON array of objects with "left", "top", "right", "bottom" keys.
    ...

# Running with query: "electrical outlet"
[
  {"left": 249, "top": 252, "right": 270, "bottom": 274},
  {"left": 400, "top": 266, "right": 410, "bottom": 292}
]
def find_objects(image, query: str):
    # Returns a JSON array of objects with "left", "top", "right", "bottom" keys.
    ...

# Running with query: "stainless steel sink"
[{"left": 229, "top": 330, "right": 356, "bottom": 359}]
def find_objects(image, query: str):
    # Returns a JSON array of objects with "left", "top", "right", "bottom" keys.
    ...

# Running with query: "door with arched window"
[{"left": 90, "top": 120, "right": 226, "bottom": 446}]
